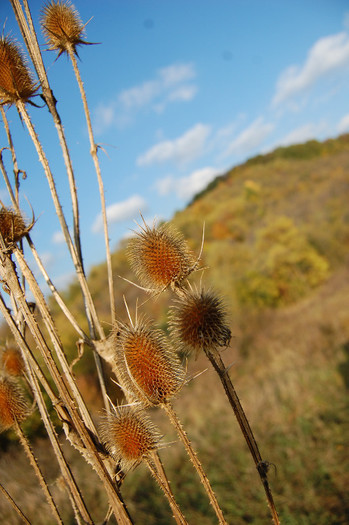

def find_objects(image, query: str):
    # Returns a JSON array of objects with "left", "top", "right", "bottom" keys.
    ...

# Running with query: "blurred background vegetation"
[{"left": 1, "top": 135, "right": 348, "bottom": 524}]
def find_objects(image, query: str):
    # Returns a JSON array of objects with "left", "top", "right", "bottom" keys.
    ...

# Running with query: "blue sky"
[{"left": 1, "top": 0, "right": 349, "bottom": 291}]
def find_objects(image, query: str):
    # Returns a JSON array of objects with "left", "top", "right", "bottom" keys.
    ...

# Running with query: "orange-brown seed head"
[
  {"left": 114, "top": 320, "right": 185, "bottom": 405},
  {"left": 169, "top": 287, "right": 231, "bottom": 356},
  {"left": 0, "top": 376, "right": 30, "bottom": 431},
  {"left": 0, "top": 207, "right": 29, "bottom": 246},
  {"left": 127, "top": 221, "right": 198, "bottom": 292},
  {"left": 1, "top": 346, "right": 25, "bottom": 376},
  {"left": 99, "top": 406, "right": 160, "bottom": 471},
  {"left": 41, "top": 1, "right": 86, "bottom": 56},
  {"left": 0, "top": 36, "right": 37, "bottom": 106}
]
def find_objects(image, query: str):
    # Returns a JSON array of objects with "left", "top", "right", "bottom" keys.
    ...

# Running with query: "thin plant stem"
[
  {"left": 205, "top": 348, "right": 280, "bottom": 525},
  {"left": 162, "top": 401, "right": 228, "bottom": 525},
  {"left": 0, "top": 482, "right": 31, "bottom": 525},
  {"left": 67, "top": 45, "right": 116, "bottom": 327},
  {"left": 14, "top": 419, "right": 63, "bottom": 525},
  {"left": 145, "top": 455, "right": 189, "bottom": 525},
  {"left": 23, "top": 352, "right": 94, "bottom": 525}
]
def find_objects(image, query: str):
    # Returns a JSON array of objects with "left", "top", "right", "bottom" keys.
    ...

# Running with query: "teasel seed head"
[
  {"left": 0, "top": 376, "right": 30, "bottom": 431},
  {"left": 99, "top": 405, "right": 161, "bottom": 472},
  {"left": 41, "top": 1, "right": 89, "bottom": 57},
  {"left": 127, "top": 220, "right": 199, "bottom": 293},
  {"left": 1, "top": 346, "right": 25, "bottom": 376},
  {"left": 0, "top": 36, "right": 37, "bottom": 106},
  {"left": 113, "top": 319, "right": 185, "bottom": 406},
  {"left": 169, "top": 286, "right": 232, "bottom": 357},
  {"left": 0, "top": 207, "right": 31, "bottom": 247}
]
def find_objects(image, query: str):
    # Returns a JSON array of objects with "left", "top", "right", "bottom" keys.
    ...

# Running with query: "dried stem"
[
  {"left": 0, "top": 482, "right": 31, "bottom": 525},
  {"left": 14, "top": 418, "right": 63, "bottom": 525},
  {"left": 145, "top": 455, "right": 188, "bottom": 525},
  {"left": 162, "top": 401, "right": 228, "bottom": 525},
  {"left": 205, "top": 348, "right": 280, "bottom": 525},
  {"left": 67, "top": 45, "right": 116, "bottom": 327}
]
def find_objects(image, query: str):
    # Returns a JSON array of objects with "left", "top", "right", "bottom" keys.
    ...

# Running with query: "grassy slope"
[{"left": 1, "top": 136, "right": 349, "bottom": 523}]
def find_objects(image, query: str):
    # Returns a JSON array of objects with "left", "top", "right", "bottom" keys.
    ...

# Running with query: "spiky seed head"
[
  {"left": 169, "top": 287, "right": 232, "bottom": 357},
  {"left": 99, "top": 406, "right": 161, "bottom": 472},
  {"left": 0, "top": 207, "right": 30, "bottom": 247},
  {"left": 1, "top": 346, "right": 25, "bottom": 376},
  {"left": 0, "top": 376, "right": 30, "bottom": 431},
  {"left": 0, "top": 36, "right": 37, "bottom": 106},
  {"left": 114, "top": 320, "right": 185, "bottom": 406},
  {"left": 41, "top": 1, "right": 87, "bottom": 56},
  {"left": 127, "top": 221, "right": 198, "bottom": 292}
]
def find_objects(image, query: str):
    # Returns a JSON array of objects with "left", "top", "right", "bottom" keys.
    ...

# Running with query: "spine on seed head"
[
  {"left": 113, "top": 319, "right": 185, "bottom": 406},
  {"left": 0, "top": 376, "right": 30, "bottom": 431}
]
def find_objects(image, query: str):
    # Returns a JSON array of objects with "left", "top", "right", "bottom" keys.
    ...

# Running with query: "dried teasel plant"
[
  {"left": 126, "top": 219, "right": 202, "bottom": 293},
  {"left": 0, "top": 344, "right": 25, "bottom": 376},
  {"left": 100, "top": 404, "right": 188, "bottom": 525},
  {"left": 0, "top": 375, "right": 62, "bottom": 523},
  {"left": 169, "top": 285, "right": 232, "bottom": 358},
  {"left": 0, "top": 35, "right": 38, "bottom": 106},
  {"left": 0, "top": 206, "right": 33, "bottom": 247},
  {"left": 41, "top": 0, "right": 90, "bottom": 57},
  {"left": 111, "top": 309, "right": 228, "bottom": 524}
]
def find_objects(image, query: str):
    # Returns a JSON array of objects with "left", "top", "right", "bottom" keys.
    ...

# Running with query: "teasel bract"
[
  {"left": 1, "top": 345, "right": 25, "bottom": 377},
  {"left": 169, "top": 285, "right": 232, "bottom": 357},
  {"left": 0, "top": 375, "right": 30, "bottom": 431},
  {"left": 41, "top": 0, "right": 91, "bottom": 57},
  {"left": 99, "top": 405, "right": 161, "bottom": 472},
  {"left": 127, "top": 220, "right": 200, "bottom": 293},
  {"left": 0, "top": 36, "right": 37, "bottom": 106},
  {"left": 0, "top": 207, "right": 32, "bottom": 247},
  {"left": 113, "top": 318, "right": 185, "bottom": 406}
]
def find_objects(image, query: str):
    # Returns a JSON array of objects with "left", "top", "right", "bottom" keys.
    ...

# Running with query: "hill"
[{"left": 1, "top": 135, "right": 348, "bottom": 523}]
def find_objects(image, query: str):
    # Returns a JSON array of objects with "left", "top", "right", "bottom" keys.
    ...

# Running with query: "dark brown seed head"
[
  {"left": 99, "top": 406, "right": 161, "bottom": 471},
  {"left": 0, "top": 207, "right": 30, "bottom": 247},
  {"left": 0, "top": 376, "right": 30, "bottom": 431},
  {"left": 1, "top": 346, "right": 25, "bottom": 376},
  {"left": 41, "top": 1, "right": 86, "bottom": 56},
  {"left": 169, "top": 286, "right": 232, "bottom": 357},
  {"left": 0, "top": 36, "right": 37, "bottom": 106},
  {"left": 113, "top": 320, "right": 185, "bottom": 406},
  {"left": 127, "top": 221, "right": 198, "bottom": 292}
]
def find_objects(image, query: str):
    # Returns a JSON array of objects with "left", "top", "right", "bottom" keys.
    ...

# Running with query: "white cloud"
[
  {"left": 137, "top": 123, "right": 211, "bottom": 167},
  {"left": 92, "top": 195, "right": 147, "bottom": 233},
  {"left": 223, "top": 117, "right": 274, "bottom": 157},
  {"left": 273, "top": 32, "right": 349, "bottom": 106},
  {"left": 337, "top": 113, "right": 349, "bottom": 134},
  {"left": 155, "top": 166, "right": 220, "bottom": 201},
  {"left": 274, "top": 122, "right": 326, "bottom": 147},
  {"left": 52, "top": 230, "right": 65, "bottom": 244},
  {"left": 94, "top": 62, "right": 197, "bottom": 133}
]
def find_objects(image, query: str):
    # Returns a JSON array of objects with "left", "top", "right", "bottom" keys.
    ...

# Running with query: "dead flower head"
[
  {"left": 127, "top": 220, "right": 199, "bottom": 293},
  {"left": 114, "top": 319, "right": 185, "bottom": 406},
  {"left": 169, "top": 286, "right": 232, "bottom": 357},
  {"left": 0, "top": 36, "right": 37, "bottom": 106},
  {"left": 0, "top": 376, "right": 30, "bottom": 431},
  {"left": 0, "top": 207, "right": 32, "bottom": 247},
  {"left": 1, "top": 346, "right": 25, "bottom": 376},
  {"left": 41, "top": 0, "right": 89, "bottom": 56},
  {"left": 99, "top": 405, "right": 161, "bottom": 472}
]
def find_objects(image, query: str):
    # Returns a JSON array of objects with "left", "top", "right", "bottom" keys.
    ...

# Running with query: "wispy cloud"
[
  {"left": 92, "top": 195, "right": 147, "bottom": 233},
  {"left": 222, "top": 117, "right": 274, "bottom": 158},
  {"left": 94, "top": 62, "right": 197, "bottom": 133},
  {"left": 137, "top": 123, "right": 211, "bottom": 167},
  {"left": 273, "top": 32, "right": 349, "bottom": 106},
  {"left": 155, "top": 166, "right": 220, "bottom": 201},
  {"left": 273, "top": 122, "right": 327, "bottom": 148},
  {"left": 52, "top": 230, "right": 65, "bottom": 244},
  {"left": 337, "top": 113, "right": 349, "bottom": 134}
]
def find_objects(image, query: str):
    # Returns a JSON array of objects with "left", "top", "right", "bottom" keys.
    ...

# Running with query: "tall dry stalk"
[{"left": 0, "top": 1, "right": 281, "bottom": 523}]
